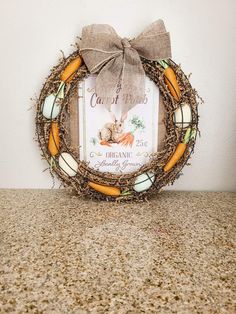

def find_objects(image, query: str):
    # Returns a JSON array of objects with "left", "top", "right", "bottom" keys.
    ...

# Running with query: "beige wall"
[{"left": 0, "top": 0, "right": 235, "bottom": 191}]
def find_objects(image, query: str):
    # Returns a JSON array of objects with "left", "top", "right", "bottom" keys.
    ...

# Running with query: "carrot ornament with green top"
[
  {"left": 48, "top": 121, "right": 60, "bottom": 156},
  {"left": 164, "top": 127, "right": 196, "bottom": 172},
  {"left": 88, "top": 181, "right": 131, "bottom": 197},
  {"left": 56, "top": 56, "right": 83, "bottom": 99},
  {"left": 48, "top": 121, "right": 60, "bottom": 168},
  {"left": 158, "top": 60, "right": 181, "bottom": 101}
]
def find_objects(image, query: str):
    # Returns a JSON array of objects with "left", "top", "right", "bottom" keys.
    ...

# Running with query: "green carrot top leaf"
[
  {"left": 158, "top": 59, "right": 169, "bottom": 69},
  {"left": 183, "top": 127, "right": 196, "bottom": 144},
  {"left": 56, "top": 81, "right": 65, "bottom": 99}
]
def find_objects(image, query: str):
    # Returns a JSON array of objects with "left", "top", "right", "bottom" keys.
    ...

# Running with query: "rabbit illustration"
[{"left": 98, "top": 112, "right": 127, "bottom": 145}]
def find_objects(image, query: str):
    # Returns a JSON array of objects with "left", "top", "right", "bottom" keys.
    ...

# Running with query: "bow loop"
[{"left": 80, "top": 20, "right": 171, "bottom": 113}]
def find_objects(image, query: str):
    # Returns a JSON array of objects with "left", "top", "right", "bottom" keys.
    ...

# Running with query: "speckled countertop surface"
[{"left": 0, "top": 190, "right": 235, "bottom": 313}]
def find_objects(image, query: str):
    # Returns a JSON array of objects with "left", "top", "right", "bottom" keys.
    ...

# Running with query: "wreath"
[{"left": 35, "top": 20, "right": 200, "bottom": 201}]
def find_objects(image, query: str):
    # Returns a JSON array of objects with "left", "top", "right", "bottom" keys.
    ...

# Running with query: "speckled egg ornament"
[{"left": 35, "top": 20, "right": 201, "bottom": 201}]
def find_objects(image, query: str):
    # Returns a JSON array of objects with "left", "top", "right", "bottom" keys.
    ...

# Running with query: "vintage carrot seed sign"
[{"left": 78, "top": 75, "right": 159, "bottom": 173}]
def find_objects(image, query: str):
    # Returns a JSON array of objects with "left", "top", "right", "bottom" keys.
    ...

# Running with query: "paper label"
[{"left": 78, "top": 75, "right": 159, "bottom": 174}]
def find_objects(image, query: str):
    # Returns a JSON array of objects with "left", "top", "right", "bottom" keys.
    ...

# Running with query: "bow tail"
[
  {"left": 95, "top": 55, "right": 123, "bottom": 112},
  {"left": 121, "top": 49, "right": 146, "bottom": 114},
  {"left": 93, "top": 48, "right": 146, "bottom": 114}
]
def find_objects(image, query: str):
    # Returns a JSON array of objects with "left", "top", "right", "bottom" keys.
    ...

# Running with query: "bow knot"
[
  {"left": 80, "top": 20, "right": 171, "bottom": 114},
  {"left": 121, "top": 38, "right": 131, "bottom": 49}
]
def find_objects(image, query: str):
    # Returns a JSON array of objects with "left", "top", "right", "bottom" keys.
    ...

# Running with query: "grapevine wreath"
[{"left": 35, "top": 20, "right": 201, "bottom": 201}]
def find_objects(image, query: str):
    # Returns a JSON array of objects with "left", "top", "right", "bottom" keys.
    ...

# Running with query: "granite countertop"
[{"left": 0, "top": 190, "right": 235, "bottom": 313}]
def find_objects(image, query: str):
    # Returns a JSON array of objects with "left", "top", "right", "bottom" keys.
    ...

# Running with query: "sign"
[{"left": 78, "top": 75, "right": 159, "bottom": 174}]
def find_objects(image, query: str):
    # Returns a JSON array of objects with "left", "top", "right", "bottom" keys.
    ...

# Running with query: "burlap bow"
[{"left": 80, "top": 19, "right": 171, "bottom": 114}]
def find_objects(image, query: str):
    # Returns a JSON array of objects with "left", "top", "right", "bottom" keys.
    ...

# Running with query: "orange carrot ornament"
[
  {"left": 48, "top": 121, "right": 60, "bottom": 168},
  {"left": 48, "top": 121, "right": 60, "bottom": 156},
  {"left": 158, "top": 60, "right": 181, "bottom": 101},
  {"left": 57, "top": 56, "right": 83, "bottom": 99},
  {"left": 88, "top": 181, "right": 131, "bottom": 197},
  {"left": 164, "top": 127, "right": 196, "bottom": 172}
]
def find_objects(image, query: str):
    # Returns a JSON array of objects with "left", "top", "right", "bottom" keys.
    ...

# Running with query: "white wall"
[{"left": 0, "top": 0, "right": 235, "bottom": 191}]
